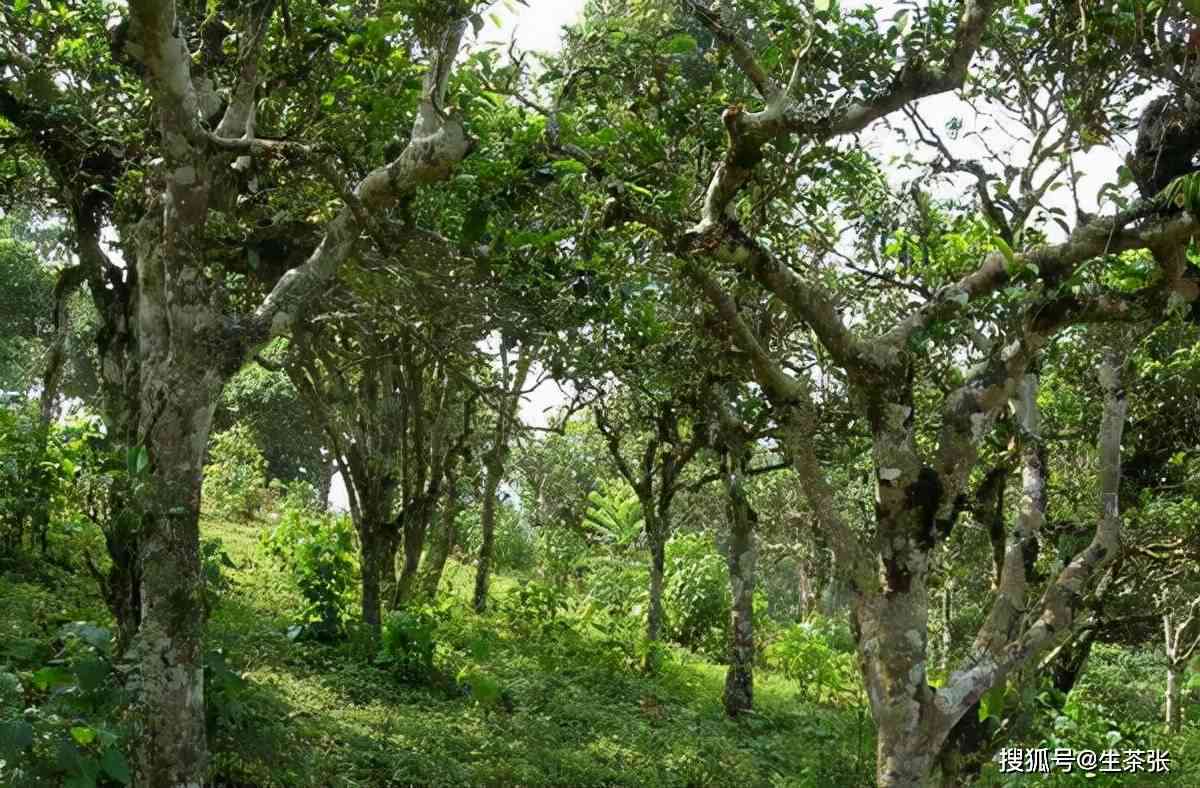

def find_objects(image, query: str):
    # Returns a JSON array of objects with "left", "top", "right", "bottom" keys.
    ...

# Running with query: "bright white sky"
[{"left": 478, "top": 0, "right": 587, "bottom": 52}]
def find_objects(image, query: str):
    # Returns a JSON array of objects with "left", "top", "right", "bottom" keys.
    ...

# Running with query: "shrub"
[
  {"left": 0, "top": 623, "right": 132, "bottom": 788},
  {"left": 0, "top": 402, "right": 102, "bottom": 555},
  {"left": 537, "top": 525, "right": 590, "bottom": 586},
  {"left": 457, "top": 504, "right": 536, "bottom": 572},
  {"left": 261, "top": 504, "right": 356, "bottom": 640},
  {"left": 582, "top": 479, "right": 644, "bottom": 550},
  {"left": 766, "top": 616, "right": 864, "bottom": 705},
  {"left": 378, "top": 605, "right": 440, "bottom": 682},
  {"left": 203, "top": 424, "right": 268, "bottom": 522},
  {"left": 581, "top": 554, "right": 647, "bottom": 617},
  {"left": 663, "top": 532, "right": 730, "bottom": 658},
  {"left": 494, "top": 507, "right": 536, "bottom": 572},
  {"left": 200, "top": 537, "right": 238, "bottom": 620},
  {"left": 500, "top": 580, "right": 571, "bottom": 638}
]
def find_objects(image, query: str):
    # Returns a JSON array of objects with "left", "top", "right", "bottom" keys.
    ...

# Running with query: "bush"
[
  {"left": 378, "top": 605, "right": 441, "bottom": 682},
  {"left": 500, "top": 580, "right": 571, "bottom": 638},
  {"left": 261, "top": 504, "right": 356, "bottom": 640},
  {"left": 457, "top": 504, "right": 536, "bottom": 573},
  {"left": 200, "top": 537, "right": 238, "bottom": 620},
  {"left": 0, "top": 402, "right": 102, "bottom": 555},
  {"left": 766, "top": 616, "right": 864, "bottom": 706},
  {"left": 203, "top": 424, "right": 268, "bottom": 522},
  {"left": 582, "top": 554, "right": 647, "bottom": 617},
  {"left": 537, "top": 525, "right": 590, "bottom": 586},
  {"left": 663, "top": 532, "right": 730, "bottom": 658},
  {"left": 0, "top": 622, "right": 132, "bottom": 788}
]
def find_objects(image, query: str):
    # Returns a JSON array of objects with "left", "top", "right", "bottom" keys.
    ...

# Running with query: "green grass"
[
  {"left": 200, "top": 516, "right": 875, "bottom": 787},
  {"left": 10, "top": 517, "right": 1200, "bottom": 786}
]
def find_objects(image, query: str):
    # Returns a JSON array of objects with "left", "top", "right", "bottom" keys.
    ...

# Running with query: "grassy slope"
[
  {"left": 199, "top": 516, "right": 874, "bottom": 787},
  {"left": 13, "top": 517, "right": 1195, "bottom": 786}
]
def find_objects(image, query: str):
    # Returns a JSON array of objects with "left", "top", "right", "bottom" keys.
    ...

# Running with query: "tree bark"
[
  {"left": 133, "top": 365, "right": 220, "bottom": 787},
  {"left": 472, "top": 345, "right": 532, "bottom": 612},
  {"left": 473, "top": 459, "right": 503, "bottom": 612},
  {"left": 359, "top": 525, "right": 398, "bottom": 630},
  {"left": 394, "top": 496, "right": 437, "bottom": 607},
  {"left": 1166, "top": 662, "right": 1183, "bottom": 734},
  {"left": 723, "top": 470, "right": 757, "bottom": 717},
  {"left": 646, "top": 518, "right": 666, "bottom": 663},
  {"left": 940, "top": 579, "right": 953, "bottom": 673},
  {"left": 1162, "top": 600, "right": 1200, "bottom": 734},
  {"left": 418, "top": 482, "right": 460, "bottom": 599}
]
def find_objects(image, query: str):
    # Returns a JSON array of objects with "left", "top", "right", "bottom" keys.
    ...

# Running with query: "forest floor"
[{"left": 1, "top": 517, "right": 875, "bottom": 787}]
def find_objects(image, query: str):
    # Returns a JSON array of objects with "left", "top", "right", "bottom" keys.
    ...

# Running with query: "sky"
[{"left": 478, "top": 0, "right": 587, "bottom": 52}]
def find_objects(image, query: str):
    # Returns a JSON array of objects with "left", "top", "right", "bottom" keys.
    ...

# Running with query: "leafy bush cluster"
[
  {"left": 663, "top": 532, "right": 730, "bottom": 659},
  {"left": 203, "top": 424, "right": 269, "bottom": 522},
  {"left": 0, "top": 403, "right": 101, "bottom": 556},
  {"left": 0, "top": 623, "right": 131, "bottom": 788},
  {"left": 378, "top": 605, "right": 441, "bottom": 682},
  {"left": 260, "top": 493, "right": 356, "bottom": 640},
  {"left": 457, "top": 504, "right": 536, "bottom": 572},
  {"left": 765, "top": 616, "right": 863, "bottom": 706}
]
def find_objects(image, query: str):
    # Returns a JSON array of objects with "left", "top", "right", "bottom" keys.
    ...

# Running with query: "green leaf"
[
  {"left": 127, "top": 446, "right": 148, "bottom": 476},
  {"left": 814, "top": 0, "right": 831, "bottom": 12},
  {"left": 32, "top": 665, "right": 74, "bottom": 690},
  {"left": 100, "top": 747, "right": 132, "bottom": 784},
  {"left": 70, "top": 726, "right": 96, "bottom": 745},
  {"left": 995, "top": 236, "right": 1015, "bottom": 267},
  {"left": 552, "top": 159, "right": 588, "bottom": 175},
  {"left": 74, "top": 657, "right": 110, "bottom": 693},
  {"left": 665, "top": 34, "right": 698, "bottom": 54},
  {"left": 979, "top": 683, "right": 1005, "bottom": 722},
  {"left": 462, "top": 203, "right": 490, "bottom": 244},
  {"left": 0, "top": 720, "right": 34, "bottom": 757}
]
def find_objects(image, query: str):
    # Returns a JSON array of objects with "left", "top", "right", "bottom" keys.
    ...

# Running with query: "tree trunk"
[
  {"left": 858, "top": 585, "right": 946, "bottom": 788},
  {"left": 393, "top": 498, "right": 436, "bottom": 607},
  {"left": 940, "top": 579, "right": 953, "bottom": 673},
  {"left": 359, "top": 526, "right": 395, "bottom": 630},
  {"left": 1167, "top": 662, "right": 1183, "bottom": 734},
  {"left": 473, "top": 458, "right": 503, "bottom": 613},
  {"left": 317, "top": 456, "right": 335, "bottom": 509},
  {"left": 645, "top": 508, "right": 667, "bottom": 672},
  {"left": 723, "top": 482, "right": 757, "bottom": 717},
  {"left": 419, "top": 483, "right": 460, "bottom": 599},
  {"left": 133, "top": 378, "right": 218, "bottom": 787}
]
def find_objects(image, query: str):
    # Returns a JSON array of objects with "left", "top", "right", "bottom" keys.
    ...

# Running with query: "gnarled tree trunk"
[{"left": 723, "top": 462, "right": 758, "bottom": 717}]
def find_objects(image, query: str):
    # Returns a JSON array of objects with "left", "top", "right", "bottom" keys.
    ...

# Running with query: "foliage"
[
  {"left": 0, "top": 218, "right": 54, "bottom": 392},
  {"left": 0, "top": 622, "right": 131, "bottom": 788},
  {"left": 203, "top": 424, "right": 269, "bottom": 522},
  {"left": 457, "top": 502, "right": 536, "bottom": 572},
  {"left": 500, "top": 580, "right": 572, "bottom": 640},
  {"left": 0, "top": 401, "right": 103, "bottom": 556},
  {"left": 199, "top": 537, "right": 238, "bottom": 620},
  {"left": 663, "top": 533, "right": 730, "bottom": 658},
  {"left": 765, "top": 617, "right": 865, "bottom": 707},
  {"left": 215, "top": 354, "right": 327, "bottom": 491},
  {"left": 583, "top": 553, "right": 649, "bottom": 618},
  {"left": 582, "top": 478, "right": 644, "bottom": 550},
  {"left": 378, "top": 604, "right": 442, "bottom": 682},
  {"left": 260, "top": 504, "right": 356, "bottom": 640},
  {"left": 537, "top": 524, "right": 592, "bottom": 585}
]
